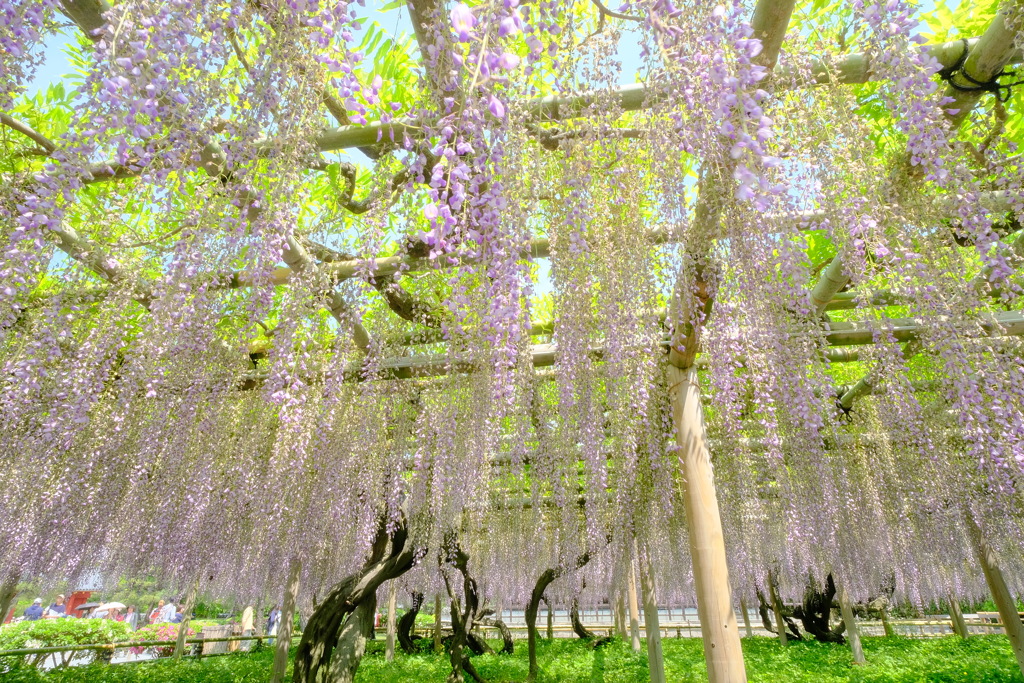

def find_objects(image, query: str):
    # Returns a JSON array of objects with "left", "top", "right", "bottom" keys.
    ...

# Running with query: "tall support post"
[
  {"left": 546, "top": 598, "right": 554, "bottom": 639},
  {"left": 880, "top": 606, "right": 895, "bottom": 637},
  {"left": 627, "top": 560, "right": 642, "bottom": 652},
  {"left": 385, "top": 581, "right": 398, "bottom": 662},
  {"left": 638, "top": 548, "right": 667, "bottom": 683},
  {"left": 967, "top": 515, "right": 1024, "bottom": 674},
  {"left": 768, "top": 572, "right": 787, "bottom": 646},
  {"left": 270, "top": 557, "right": 301, "bottom": 683},
  {"left": 836, "top": 581, "right": 865, "bottom": 665},
  {"left": 739, "top": 597, "right": 753, "bottom": 638},
  {"left": 433, "top": 594, "right": 443, "bottom": 653},
  {"left": 669, "top": 365, "right": 747, "bottom": 682},
  {"left": 614, "top": 591, "right": 627, "bottom": 639},
  {"left": 949, "top": 594, "right": 970, "bottom": 639},
  {"left": 172, "top": 578, "right": 200, "bottom": 660}
]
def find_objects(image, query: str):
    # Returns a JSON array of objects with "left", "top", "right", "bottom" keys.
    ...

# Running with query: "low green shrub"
[
  {"left": 128, "top": 623, "right": 195, "bottom": 657},
  {"left": 0, "top": 634, "right": 1021, "bottom": 683},
  {"left": 0, "top": 619, "right": 133, "bottom": 672}
]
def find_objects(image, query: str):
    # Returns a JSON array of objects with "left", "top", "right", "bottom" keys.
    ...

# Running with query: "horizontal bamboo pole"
[
  {"left": 235, "top": 311, "right": 1024, "bottom": 389},
  {"left": 0, "top": 634, "right": 299, "bottom": 658}
]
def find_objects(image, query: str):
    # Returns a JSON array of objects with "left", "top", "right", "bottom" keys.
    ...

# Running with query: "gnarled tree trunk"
[
  {"left": 0, "top": 573, "right": 19, "bottom": 624},
  {"left": 292, "top": 519, "right": 419, "bottom": 683},
  {"left": 441, "top": 535, "right": 484, "bottom": 683},
  {"left": 793, "top": 574, "right": 846, "bottom": 644},
  {"left": 398, "top": 591, "right": 424, "bottom": 654},
  {"left": 570, "top": 596, "right": 594, "bottom": 640},
  {"left": 526, "top": 549, "right": 594, "bottom": 682}
]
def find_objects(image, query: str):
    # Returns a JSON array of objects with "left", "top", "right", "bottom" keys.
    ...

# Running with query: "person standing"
[
  {"left": 160, "top": 598, "right": 177, "bottom": 623},
  {"left": 266, "top": 605, "right": 281, "bottom": 647},
  {"left": 44, "top": 594, "right": 66, "bottom": 618},
  {"left": 149, "top": 600, "right": 164, "bottom": 624},
  {"left": 125, "top": 605, "right": 139, "bottom": 630},
  {"left": 24, "top": 598, "right": 43, "bottom": 621}
]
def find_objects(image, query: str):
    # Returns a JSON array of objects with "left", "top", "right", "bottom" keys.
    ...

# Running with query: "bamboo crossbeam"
[
  {"left": 822, "top": 311, "right": 1024, "bottom": 346},
  {"left": 945, "top": 11, "right": 1022, "bottom": 128},
  {"left": 0, "top": 634, "right": 298, "bottom": 657}
]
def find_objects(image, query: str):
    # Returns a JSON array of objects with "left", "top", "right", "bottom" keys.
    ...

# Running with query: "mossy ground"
[{"left": 3, "top": 635, "right": 1021, "bottom": 682}]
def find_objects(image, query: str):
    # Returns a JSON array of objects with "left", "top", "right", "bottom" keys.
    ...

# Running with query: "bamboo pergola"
[{"left": 3, "top": 1, "right": 1024, "bottom": 682}]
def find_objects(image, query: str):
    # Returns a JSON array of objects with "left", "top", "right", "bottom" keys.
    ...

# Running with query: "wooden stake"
[
  {"left": 385, "top": 581, "right": 398, "bottom": 662},
  {"left": 270, "top": 557, "right": 301, "bottom": 683},
  {"left": 627, "top": 560, "right": 642, "bottom": 652},
  {"left": 433, "top": 594, "right": 442, "bottom": 653},
  {"left": 837, "top": 582, "right": 865, "bottom": 665},
  {"left": 668, "top": 365, "right": 747, "bottom": 683},
  {"left": 967, "top": 515, "right": 1024, "bottom": 674},
  {"left": 546, "top": 598, "right": 554, "bottom": 639},
  {"left": 949, "top": 594, "right": 969, "bottom": 640},
  {"left": 739, "top": 597, "right": 753, "bottom": 638},
  {"left": 614, "top": 591, "right": 627, "bottom": 639},
  {"left": 638, "top": 548, "right": 667, "bottom": 683},
  {"left": 172, "top": 578, "right": 199, "bottom": 660},
  {"left": 768, "top": 572, "right": 787, "bottom": 646}
]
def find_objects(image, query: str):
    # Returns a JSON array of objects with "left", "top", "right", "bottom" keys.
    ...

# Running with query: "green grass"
[{"left": 2, "top": 636, "right": 1021, "bottom": 682}]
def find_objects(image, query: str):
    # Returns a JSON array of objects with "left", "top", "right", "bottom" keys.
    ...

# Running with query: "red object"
[
  {"left": 3, "top": 607, "right": 13, "bottom": 624},
  {"left": 65, "top": 591, "right": 92, "bottom": 617}
]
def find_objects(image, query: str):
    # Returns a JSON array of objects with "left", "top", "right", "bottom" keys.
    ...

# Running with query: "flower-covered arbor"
[{"left": 2, "top": 0, "right": 1024, "bottom": 681}]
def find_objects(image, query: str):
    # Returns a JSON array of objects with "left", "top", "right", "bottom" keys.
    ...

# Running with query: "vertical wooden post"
[
  {"left": 949, "top": 594, "right": 969, "bottom": 639},
  {"left": 880, "top": 606, "right": 894, "bottom": 637},
  {"left": 270, "top": 557, "right": 301, "bottom": 683},
  {"left": 837, "top": 582, "right": 865, "bottom": 665},
  {"left": 627, "top": 560, "right": 642, "bottom": 652},
  {"left": 967, "top": 515, "right": 1024, "bottom": 674},
  {"left": 433, "top": 594, "right": 443, "bottom": 653},
  {"left": 173, "top": 578, "right": 199, "bottom": 660},
  {"left": 768, "top": 573, "right": 787, "bottom": 646},
  {"left": 668, "top": 365, "right": 747, "bottom": 683},
  {"left": 546, "top": 599, "right": 554, "bottom": 639},
  {"left": 638, "top": 548, "right": 667, "bottom": 683},
  {"left": 614, "top": 591, "right": 627, "bottom": 639},
  {"left": 739, "top": 597, "right": 753, "bottom": 638},
  {"left": 385, "top": 581, "right": 398, "bottom": 662}
]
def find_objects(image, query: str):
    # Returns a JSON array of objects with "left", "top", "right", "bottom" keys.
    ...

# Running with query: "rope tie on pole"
[{"left": 940, "top": 38, "right": 1024, "bottom": 103}]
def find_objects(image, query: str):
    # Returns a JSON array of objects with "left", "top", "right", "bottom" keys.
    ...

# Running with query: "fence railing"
[{"left": 0, "top": 634, "right": 301, "bottom": 661}]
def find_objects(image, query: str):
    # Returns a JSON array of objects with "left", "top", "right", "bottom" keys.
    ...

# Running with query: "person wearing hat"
[
  {"left": 24, "top": 598, "right": 44, "bottom": 621},
  {"left": 44, "top": 594, "right": 66, "bottom": 618}
]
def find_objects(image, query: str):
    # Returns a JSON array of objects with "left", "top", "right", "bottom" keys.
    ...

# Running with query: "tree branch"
[{"left": 0, "top": 113, "right": 56, "bottom": 153}]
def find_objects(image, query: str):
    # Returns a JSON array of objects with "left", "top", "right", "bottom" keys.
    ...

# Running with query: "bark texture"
[
  {"left": 292, "top": 519, "right": 419, "bottom": 683},
  {"left": 526, "top": 549, "right": 594, "bottom": 682},
  {"left": 398, "top": 591, "right": 424, "bottom": 654},
  {"left": 570, "top": 596, "right": 595, "bottom": 640}
]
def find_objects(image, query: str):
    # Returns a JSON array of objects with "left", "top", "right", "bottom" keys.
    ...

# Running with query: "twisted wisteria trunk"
[
  {"left": 397, "top": 591, "right": 423, "bottom": 654},
  {"left": 525, "top": 549, "right": 593, "bottom": 682},
  {"left": 441, "top": 538, "right": 484, "bottom": 683},
  {"left": 0, "top": 573, "right": 18, "bottom": 624},
  {"left": 292, "top": 521, "right": 418, "bottom": 683},
  {"left": 569, "top": 597, "right": 594, "bottom": 640}
]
